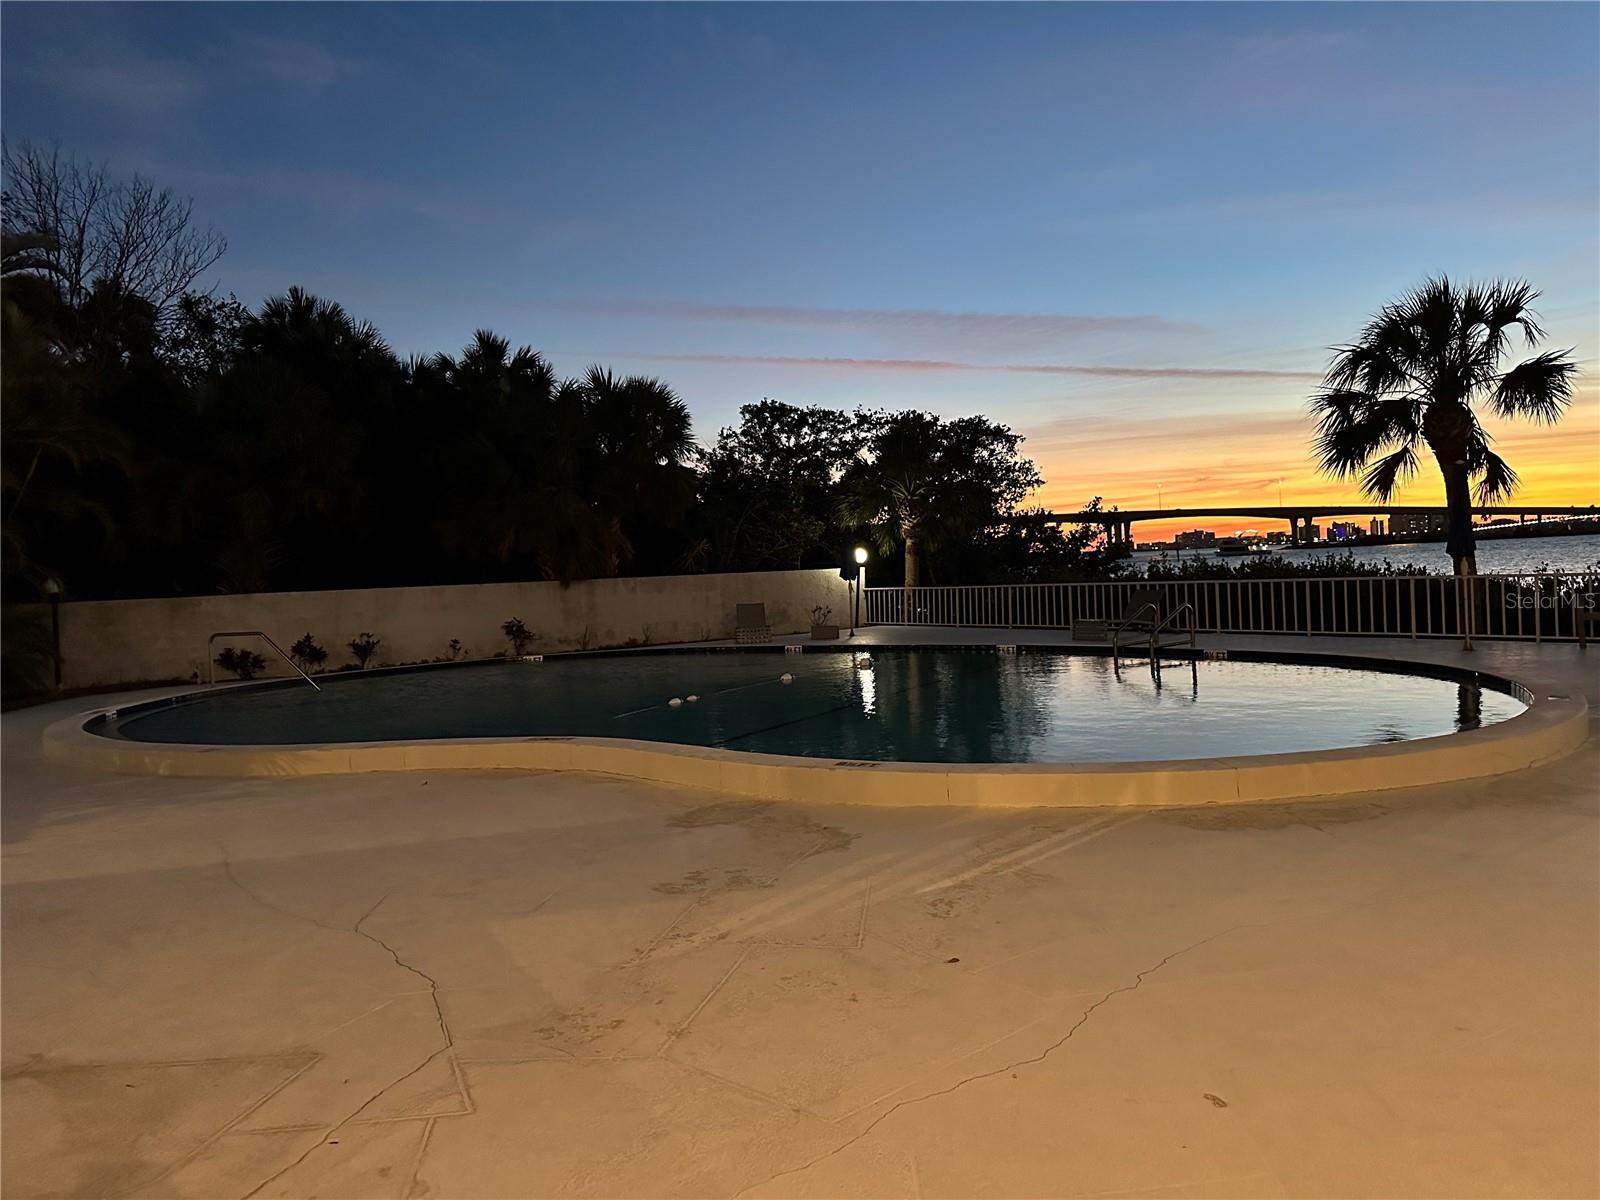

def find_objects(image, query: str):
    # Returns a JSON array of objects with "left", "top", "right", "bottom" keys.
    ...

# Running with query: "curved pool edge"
[{"left": 40, "top": 656, "right": 1590, "bottom": 809}]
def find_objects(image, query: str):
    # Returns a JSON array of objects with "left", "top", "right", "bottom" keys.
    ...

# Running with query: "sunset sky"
[{"left": 4, "top": 3, "right": 1595, "bottom": 540}]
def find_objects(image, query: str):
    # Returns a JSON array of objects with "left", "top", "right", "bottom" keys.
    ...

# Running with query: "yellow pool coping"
[{"left": 41, "top": 657, "right": 1589, "bottom": 808}]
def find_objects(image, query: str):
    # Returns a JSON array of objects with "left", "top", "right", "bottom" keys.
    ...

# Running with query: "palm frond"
[
  {"left": 1491, "top": 350, "right": 1578, "bottom": 424},
  {"left": 1309, "top": 388, "right": 1411, "bottom": 477},
  {"left": 1359, "top": 445, "right": 1419, "bottom": 501},
  {"left": 1472, "top": 447, "right": 1519, "bottom": 504},
  {"left": 1486, "top": 279, "right": 1544, "bottom": 347}
]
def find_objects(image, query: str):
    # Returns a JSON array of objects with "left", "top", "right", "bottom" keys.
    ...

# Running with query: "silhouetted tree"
[
  {"left": 697, "top": 400, "right": 872, "bottom": 571},
  {"left": 836, "top": 411, "right": 1041, "bottom": 590},
  {"left": 1311, "top": 277, "right": 1577, "bottom": 576},
  {"left": 2, "top": 139, "right": 225, "bottom": 338},
  {"left": 1, "top": 232, "right": 127, "bottom": 595}
]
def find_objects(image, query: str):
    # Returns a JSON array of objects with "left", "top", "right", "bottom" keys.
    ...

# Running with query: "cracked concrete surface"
[{"left": 3, "top": 635, "right": 1597, "bottom": 1198}]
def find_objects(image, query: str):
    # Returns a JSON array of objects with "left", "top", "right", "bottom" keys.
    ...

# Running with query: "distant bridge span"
[{"left": 1040, "top": 504, "right": 1600, "bottom": 544}]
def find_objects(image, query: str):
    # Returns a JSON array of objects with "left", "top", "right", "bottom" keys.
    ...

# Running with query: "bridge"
[{"left": 1040, "top": 504, "right": 1600, "bottom": 545}]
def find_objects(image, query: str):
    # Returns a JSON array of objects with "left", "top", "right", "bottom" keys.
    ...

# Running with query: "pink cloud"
[
  {"left": 628, "top": 352, "right": 1321, "bottom": 382},
  {"left": 557, "top": 299, "right": 1200, "bottom": 346}
]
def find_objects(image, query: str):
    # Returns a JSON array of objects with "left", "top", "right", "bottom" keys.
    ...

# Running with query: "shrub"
[
  {"left": 348, "top": 632, "right": 381, "bottom": 669},
  {"left": 810, "top": 605, "right": 833, "bottom": 625},
  {"left": 448, "top": 638, "right": 464, "bottom": 660},
  {"left": 289, "top": 633, "right": 328, "bottom": 673},
  {"left": 215, "top": 646, "right": 267, "bottom": 680},
  {"left": 502, "top": 618, "right": 534, "bottom": 655}
]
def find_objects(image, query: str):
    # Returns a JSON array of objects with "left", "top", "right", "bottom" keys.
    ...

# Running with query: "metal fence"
[{"left": 862, "top": 573, "right": 1600, "bottom": 643}]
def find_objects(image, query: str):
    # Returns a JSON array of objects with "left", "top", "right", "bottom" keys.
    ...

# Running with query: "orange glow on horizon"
[{"left": 1022, "top": 380, "right": 1599, "bottom": 543}]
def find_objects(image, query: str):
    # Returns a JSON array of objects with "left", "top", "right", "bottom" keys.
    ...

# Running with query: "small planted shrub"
[
  {"left": 348, "top": 632, "right": 381, "bottom": 670},
  {"left": 810, "top": 604, "right": 840, "bottom": 640},
  {"left": 290, "top": 633, "right": 328, "bottom": 674},
  {"left": 502, "top": 618, "right": 535, "bottom": 656},
  {"left": 215, "top": 647, "right": 267, "bottom": 680},
  {"left": 448, "top": 638, "right": 464, "bottom": 660}
]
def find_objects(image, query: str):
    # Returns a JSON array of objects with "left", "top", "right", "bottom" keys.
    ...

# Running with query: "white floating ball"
[
  {"left": 686, "top": 694, "right": 700, "bottom": 703},
  {"left": 667, "top": 697, "right": 684, "bottom": 707},
  {"left": 779, "top": 672, "right": 795, "bottom": 684}
]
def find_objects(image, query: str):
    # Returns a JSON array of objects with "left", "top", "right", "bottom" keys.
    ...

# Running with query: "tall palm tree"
[
  {"left": 575, "top": 367, "right": 697, "bottom": 572},
  {"left": 1311, "top": 277, "right": 1578, "bottom": 575},
  {"left": 836, "top": 411, "right": 1039, "bottom": 592}
]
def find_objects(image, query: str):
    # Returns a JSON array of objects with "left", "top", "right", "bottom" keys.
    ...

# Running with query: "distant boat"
[{"left": 1216, "top": 537, "right": 1270, "bottom": 557}]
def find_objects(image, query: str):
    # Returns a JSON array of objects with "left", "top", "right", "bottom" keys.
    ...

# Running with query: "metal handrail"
[
  {"left": 1110, "top": 601, "right": 1160, "bottom": 660},
  {"left": 1112, "top": 602, "right": 1195, "bottom": 661},
  {"left": 207, "top": 630, "right": 322, "bottom": 691},
  {"left": 1149, "top": 603, "right": 1197, "bottom": 651},
  {"left": 862, "top": 571, "right": 1599, "bottom": 645}
]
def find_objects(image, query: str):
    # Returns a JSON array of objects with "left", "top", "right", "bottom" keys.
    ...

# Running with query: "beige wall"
[{"left": 42, "top": 568, "right": 857, "bottom": 690}]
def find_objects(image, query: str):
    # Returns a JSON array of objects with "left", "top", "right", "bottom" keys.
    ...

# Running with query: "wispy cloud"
[
  {"left": 20, "top": 29, "right": 360, "bottom": 113},
  {"left": 23, "top": 47, "right": 201, "bottom": 112},
  {"left": 628, "top": 352, "right": 1320, "bottom": 382},
  {"left": 561, "top": 299, "right": 1200, "bottom": 354},
  {"left": 233, "top": 32, "right": 364, "bottom": 92}
]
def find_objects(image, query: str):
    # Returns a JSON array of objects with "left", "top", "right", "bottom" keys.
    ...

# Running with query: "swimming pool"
[{"left": 96, "top": 647, "right": 1525, "bottom": 763}]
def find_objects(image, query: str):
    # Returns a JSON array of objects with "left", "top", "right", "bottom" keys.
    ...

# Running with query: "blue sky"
[{"left": 4, "top": 2, "right": 1596, "bottom": 521}]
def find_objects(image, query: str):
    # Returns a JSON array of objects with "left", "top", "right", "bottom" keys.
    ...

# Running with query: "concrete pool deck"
[{"left": 3, "top": 632, "right": 1597, "bottom": 1197}]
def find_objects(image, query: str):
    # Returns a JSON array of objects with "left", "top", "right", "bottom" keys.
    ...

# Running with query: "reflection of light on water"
[{"left": 856, "top": 656, "right": 876, "bottom": 715}]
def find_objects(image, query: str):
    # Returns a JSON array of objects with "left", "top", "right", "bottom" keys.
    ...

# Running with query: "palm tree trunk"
[
  {"left": 1439, "top": 456, "right": 1478, "bottom": 649},
  {"left": 901, "top": 534, "right": 919, "bottom": 621},
  {"left": 1441, "top": 460, "right": 1477, "bottom": 576},
  {"left": 1424, "top": 404, "right": 1477, "bottom": 577}
]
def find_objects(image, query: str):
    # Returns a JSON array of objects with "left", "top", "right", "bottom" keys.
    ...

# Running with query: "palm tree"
[
  {"left": 574, "top": 367, "right": 697, "bottom": 573},
  {"left": 1311, "top": 277, "right": 1578, "bottom": 576},
  {"left": 836, "top": 411, "right": 1040, "bottom": 594}
]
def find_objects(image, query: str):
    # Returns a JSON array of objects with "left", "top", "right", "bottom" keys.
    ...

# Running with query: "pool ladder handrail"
[
  {"left": 1110, "top": 600, "right": 1159, "bottom": 662},
  {"left": 206, "top": 630, "right": 322, "bottom": 691},
  {"left": 1111, "top": 602, "right": 1196, "bottom": 663}
]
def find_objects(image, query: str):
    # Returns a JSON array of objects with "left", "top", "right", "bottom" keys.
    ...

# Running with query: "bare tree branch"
[{"left": 2, "top": 138, "right": 225, "bottom": 328}]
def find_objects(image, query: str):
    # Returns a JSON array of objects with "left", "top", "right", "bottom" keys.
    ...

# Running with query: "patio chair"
[
  {"left": 734, "top": 603, "right": 771, "bottom": 645},
  {"left": 1109, "top": 588, "right": 1164, "bottom": 638},
  {"left": 1577, "top": 594, "right": 1600, "bottom": 648}
]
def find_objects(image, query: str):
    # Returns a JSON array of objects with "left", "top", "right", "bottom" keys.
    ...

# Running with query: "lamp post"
[
  {"left": 42, "top": 576, "right": 63, "bottom": 690},
  {"left": 851, "top": 546, "right": 868, "bottom": 636}
]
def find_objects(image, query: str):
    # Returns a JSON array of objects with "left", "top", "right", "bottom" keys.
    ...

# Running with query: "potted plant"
[{"left": 809, "top": 605, "right": 840, "bottom": 640}]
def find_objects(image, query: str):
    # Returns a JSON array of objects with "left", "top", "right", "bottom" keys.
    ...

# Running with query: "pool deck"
[{"left": 3, "top": 631, "right": 1597, "bottom": 1198}]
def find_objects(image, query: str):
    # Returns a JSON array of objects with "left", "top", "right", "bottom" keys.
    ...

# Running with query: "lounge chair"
[
  {"left": 734, "top": 603, "right": 771, "bottom": 645},
  {"left": 1109, "top": 588, "right": 1164, "bottom": 639}
]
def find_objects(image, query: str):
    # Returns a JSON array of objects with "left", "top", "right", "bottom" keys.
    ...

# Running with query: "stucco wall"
[{"left": 40, "top": 568, "right": 856, "bottom": 690}]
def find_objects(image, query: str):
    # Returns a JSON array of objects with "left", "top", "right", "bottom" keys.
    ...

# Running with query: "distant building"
[
  {"left": 1368, "top": 518, "right": 1385, "bottom": 537},
  {"left": 1303, "top": 522, "right": 1322, "bottom": 542},
  {"left": 1328, "top": 521, "right": 1362, "bottom": 541},
  {"left": 1264, "top": 531, "right": 1289, "bottom": 546},
  {"left": 1390, "top": 509, "right": 1449, "bottom": 536},
  {"left": 1174, "top": 529, "right": 1216, "bottom": 549}
]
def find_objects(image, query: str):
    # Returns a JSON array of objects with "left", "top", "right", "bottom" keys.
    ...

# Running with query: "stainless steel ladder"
[{"left": 206, "top": 630, "right": 322, "bottom": 690}]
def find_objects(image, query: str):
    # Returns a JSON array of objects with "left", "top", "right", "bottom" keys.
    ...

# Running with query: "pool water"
[{"left": 103, "top": 649, "right": 1525, "bottom": 763}]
